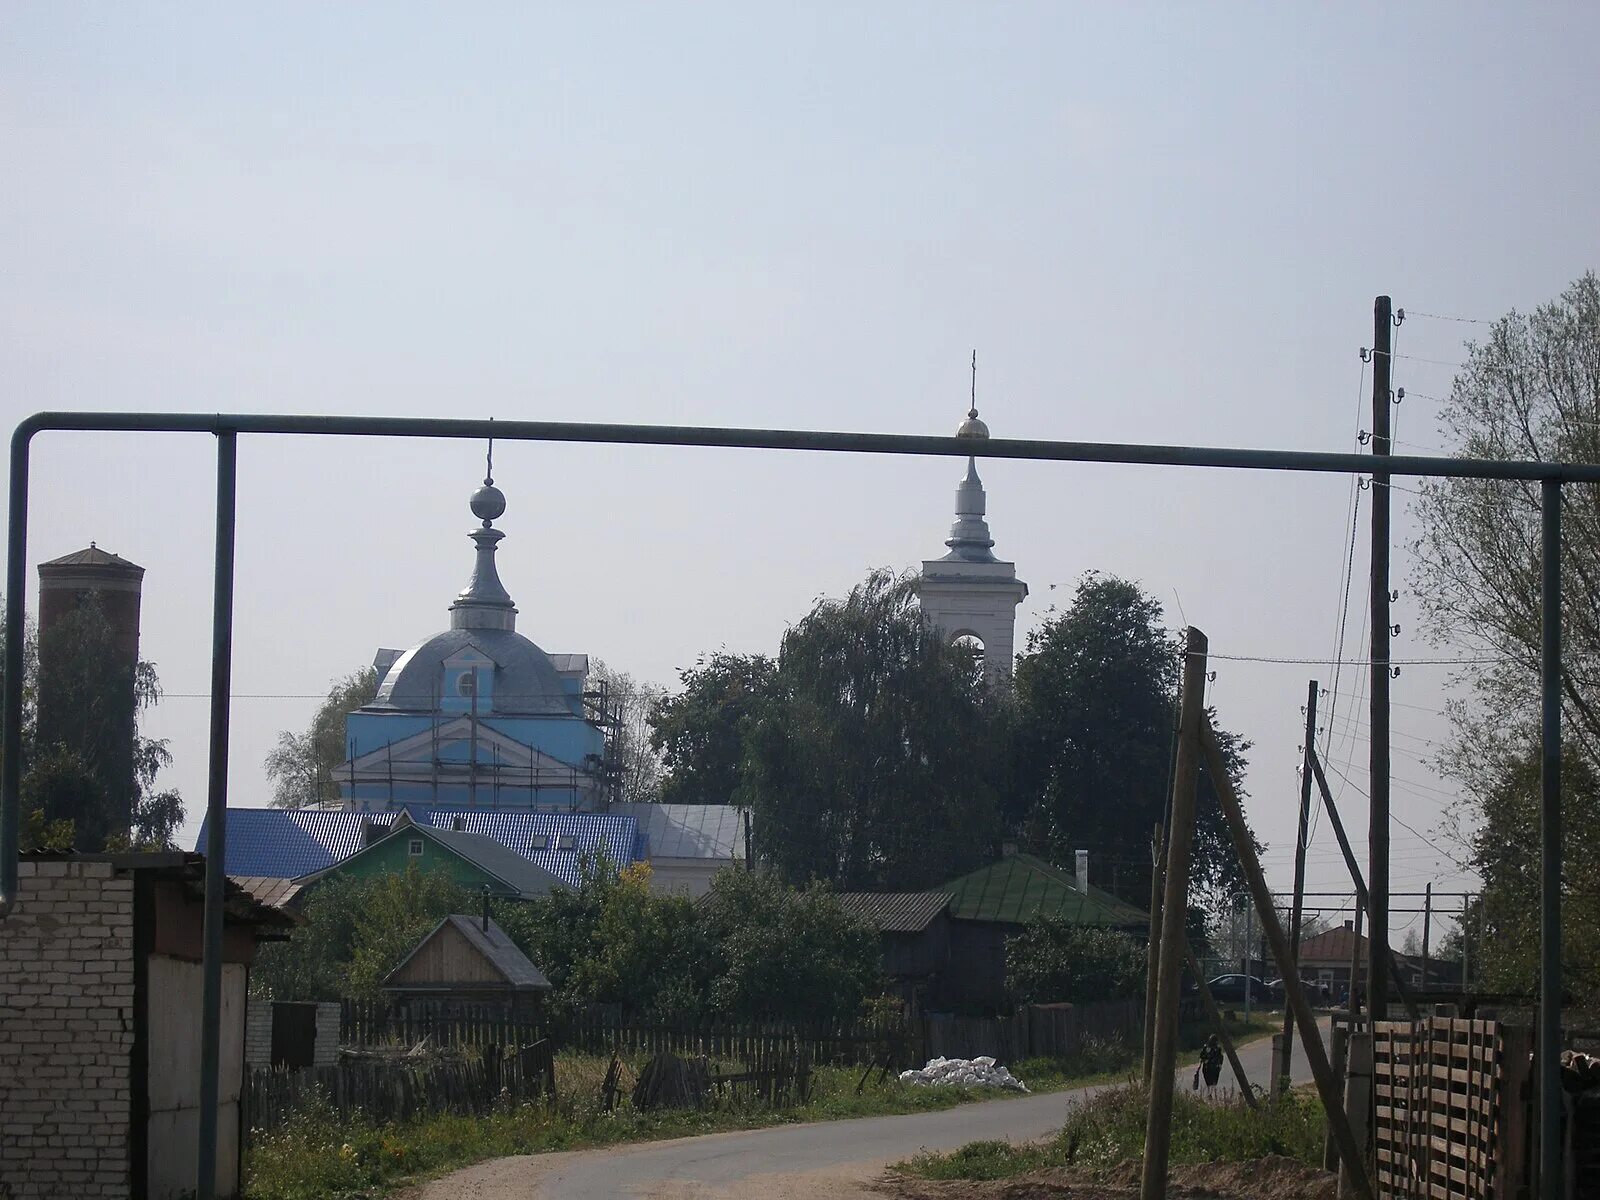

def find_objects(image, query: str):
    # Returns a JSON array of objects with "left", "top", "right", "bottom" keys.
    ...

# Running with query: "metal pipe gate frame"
[{"left": 0, "top": 403, "right": 1593, "bottom": 1198}]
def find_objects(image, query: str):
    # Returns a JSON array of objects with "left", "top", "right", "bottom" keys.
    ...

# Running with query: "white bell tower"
[{"left": 917, "top": 375, "right": 1028, "bottom": 681}]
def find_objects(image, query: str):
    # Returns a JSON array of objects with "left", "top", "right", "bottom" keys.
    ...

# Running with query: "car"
[
  {"left": 1205, "top": 974, "right": 1276, "bottom": 1004},
  {"left": 1266, "top": 978, "right": 1334, "bottom": 1005}
]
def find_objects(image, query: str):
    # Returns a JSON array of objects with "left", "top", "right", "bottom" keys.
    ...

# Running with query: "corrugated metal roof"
[
  {"left": 198, "top": 806, "right": 641, "bottom": 887},
  {"left": 835, "top": 891, "right": 952, "bottom": 933},
  {"left": 609, "top": 803, "right": 746, "bottom": 861},
  {"left": 941, "top": 854, "right": 1148, "bottom": 928},
  {"left": 230, "top": 876, "right": 304, "bottom": 909},
  {"left": 385, "top": 915, "right": 551, "bottom": 991}
]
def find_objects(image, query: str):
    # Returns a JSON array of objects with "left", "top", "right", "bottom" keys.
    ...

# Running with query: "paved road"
[{"left": 402, "top": 1019, "right": 1331, "bottom": 1200}]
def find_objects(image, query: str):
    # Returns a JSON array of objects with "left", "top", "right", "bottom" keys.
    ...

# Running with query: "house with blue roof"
[{"left": 200, "top": 806, "right": 643, "bottom": 890}]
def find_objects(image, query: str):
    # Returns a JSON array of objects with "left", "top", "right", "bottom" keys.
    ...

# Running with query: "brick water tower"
[{"left": 35, "top": 544, "right": 146, "bottom": 842}]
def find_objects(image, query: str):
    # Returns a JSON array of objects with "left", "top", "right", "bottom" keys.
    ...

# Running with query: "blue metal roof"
[{"left": 195, "top": 807, "right": 641, "bottom": 887}]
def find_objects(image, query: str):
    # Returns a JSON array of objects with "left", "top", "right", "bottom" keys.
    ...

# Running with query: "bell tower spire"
[{"left": 916, "top": 353, "right": 1028, "bottom": 681}]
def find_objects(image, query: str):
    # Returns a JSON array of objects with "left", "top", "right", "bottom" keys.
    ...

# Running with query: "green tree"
[
  {"left": 650, "top": 651, "right": 776, "bottom": 805},
  {"left": 697, "top": 869, "right": 882, "bottom": 1023},
  {"left": 738, "top": 569, "right": 1002, "bottom": 890},
  {"left": 1409, "top": 272, "right": 1600, "bottom": 995},
  {"left": 264, "top": 667, "right": 378, "bottom": 808},
  {"left": 24, "top": 595, "right": 183, "bottom": 849},
  {"left": 250, "top": 865, "right": 473, "bottom": 1002},
  {"left": 1006, "top": 918, "right": 1145, "bottom": 1005},
  {"left": 1012, "top": 573, "right": 1254, "bottom": 911}
]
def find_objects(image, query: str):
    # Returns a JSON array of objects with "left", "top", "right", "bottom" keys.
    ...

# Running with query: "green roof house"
[
  {"left": 942, "top": 853, "right": 1149, "bottom": 930},
  {"left": 935, "top": 851, "right": 1148, "bottom": 1012},
  {"left": 293, "top": 810, "right": 564, "bottom": 900}
]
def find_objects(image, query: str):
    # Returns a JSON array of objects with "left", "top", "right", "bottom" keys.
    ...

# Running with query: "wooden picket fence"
[
  {"left": 339, "top": 995, "right": 1140, "bottom": 1068},
  {"left": 339, "top": 999, "right": 914, "bottom": 1067},
  {"left": 1371, "top": 1017, "right": 1532, "bottom": 1200},
  {"left": 244, "top": 1040, "right": 556, "bottom": 1134}
]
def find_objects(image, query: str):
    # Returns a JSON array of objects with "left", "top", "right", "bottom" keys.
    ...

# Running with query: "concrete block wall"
[
  {"left": 244, "top": 999, "right": 341, "bottom": 1069},
  {"left": 244, "top": 997, "right": 274, "bottom": 1068},
  {"left": 315, "top": 1002, "right": 340, "bottom": 1066},
  {"left": 0, "top": 860, "right": 136, "bottom": 1199}
]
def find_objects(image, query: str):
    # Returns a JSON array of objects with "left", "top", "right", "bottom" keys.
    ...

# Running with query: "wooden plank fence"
[
  {"left": 339, "top": 996, "right": 1141, "bottom": 1069},
  {"left": 1372, "top": 1017, "right": 1528, "bottom": 1200},
  {"left": 244, "top": 1040, "right": 555, "bottom": 1134}
]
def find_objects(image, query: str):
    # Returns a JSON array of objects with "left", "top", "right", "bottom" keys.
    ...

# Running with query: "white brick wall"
[{"left": 0, "top": 860, "right": 135, "bottom": 1199}]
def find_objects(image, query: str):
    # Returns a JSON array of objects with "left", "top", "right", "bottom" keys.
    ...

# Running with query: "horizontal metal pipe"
[{"left": 13, "top": 409, "right": 1600, "bottom": 482}]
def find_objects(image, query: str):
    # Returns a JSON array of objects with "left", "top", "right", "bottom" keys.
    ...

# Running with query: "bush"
[{"left": 1006, "top": 917, "right": 1145, "bottom": 1005}]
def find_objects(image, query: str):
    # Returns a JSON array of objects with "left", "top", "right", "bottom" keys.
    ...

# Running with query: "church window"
[
  {"left": 408, "top": 839, "right": 424, "bottom": 857},
  {"left": 456, "top": 670, "right": 478, "bottom": 698}
]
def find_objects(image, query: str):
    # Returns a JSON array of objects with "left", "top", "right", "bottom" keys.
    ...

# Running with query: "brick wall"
[{"left": 0, "top": 860, "right": 136, "bottom": 1199}]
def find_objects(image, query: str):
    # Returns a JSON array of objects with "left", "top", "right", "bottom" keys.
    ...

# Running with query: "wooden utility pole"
[
  {"left": 1201, "top": 717, "right": 1374, "bottom": 1200},
  {"left": 1281, "top": 680, "right": 1318, "bottom": 1089},
  {"left": 1420, "top": 882, "right": 1432, "bottom": 994},
  {"left": 1143, "top": 822, "right": 1165, "bottom": 1083},
  {"left": 1368, "top": 294, "right": 1393, "bottom": 1019},
  {"left": 1140, "top": 627, "right": 1209, "bottom": 1200}
]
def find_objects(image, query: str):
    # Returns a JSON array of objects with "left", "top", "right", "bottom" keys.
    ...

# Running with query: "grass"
[
  {"left": 246, "top": 1022, "right": 1284, "bottom": 1199},
  {"left": 896, "top": 1082, "right": 1326, "bottom": 1183},
  {"left": 247, "top": 1049, "right": 1078, "bottom": 1200}
]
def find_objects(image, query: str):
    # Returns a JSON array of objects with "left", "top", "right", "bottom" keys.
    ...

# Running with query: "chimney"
[
  {"left": 1343, "top": 919, "right": 1354, "bottom": 931},
  {"left": 1075, "top": 849, "right": 1089, "bottom": 894}
]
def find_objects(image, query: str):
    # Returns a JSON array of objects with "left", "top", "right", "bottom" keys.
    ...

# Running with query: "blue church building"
[{"left": 335, "top": 474, "right": 614, "bottom": 812}]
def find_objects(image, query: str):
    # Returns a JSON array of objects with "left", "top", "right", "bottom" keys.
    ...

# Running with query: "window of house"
[
  {"left": 408, "top": 839, "right": 424, "bottom": 856},
  {"left": 1412, "top": 973, "right": 1423, "bottom": 987},
  {"left": 557, "top": 834, "right": 577, "bottom": 851},
  {"left": 530, "top": 834, "right": 549, "bottom": 850}
]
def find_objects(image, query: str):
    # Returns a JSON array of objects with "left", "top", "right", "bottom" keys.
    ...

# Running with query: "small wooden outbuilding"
[{"left": 383, "top": 914, "right": 552, "bottom": 1016}]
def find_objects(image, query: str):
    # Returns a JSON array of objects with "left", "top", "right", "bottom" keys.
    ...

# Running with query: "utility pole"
[
  {"left": 1243, "top": 899, "right": 1254, "bottom": 1022},
  {"left": 1420, "top": 883, "right": 1432, "bottom": 995},
  {"left": 1368, "top": 294, "right": 1393, "bottom": 1019},
  {"left": 1282, "top": 679, "right": 1317, "bottom": 1087},
  {"left": 1141, "top": 627, "right": 1208, "bottom": 1200},
  {"left": 1143, "top": 822, "right": 1165, "bottom": 1083}
]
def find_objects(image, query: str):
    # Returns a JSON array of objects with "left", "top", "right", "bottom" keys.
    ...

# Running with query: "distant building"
[
  {"left": 200, "top": 805, "right": 643, "bottom": 889},
  {"left": 34, "top": 544, "right": 146, "bottom": 837},
  {"left": 384, "top": 914, "right": 552, "bottom": 1017},
  {"left": 292, "top": 810, "right": 567, "bottom": 900},
  {"left": 334, "top": 477, "right": 612, "bottom": 811},
  {"left": 917, "top": 403, "right": 1027, "bottom": 681}
]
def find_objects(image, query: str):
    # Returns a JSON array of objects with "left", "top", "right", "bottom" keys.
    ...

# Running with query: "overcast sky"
[{"left": 4, "top": 4, "right": 1597, "bottom": 944}]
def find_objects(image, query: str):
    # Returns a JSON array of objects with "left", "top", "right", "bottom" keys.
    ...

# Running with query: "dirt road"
[{"left": 399, "top": 1021, "right": 1327, "bottom": 1200}]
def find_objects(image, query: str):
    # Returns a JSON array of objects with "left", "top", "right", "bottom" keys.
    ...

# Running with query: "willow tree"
[{"left": 739, "top": 569, "right": 1002, "bottom": 890}]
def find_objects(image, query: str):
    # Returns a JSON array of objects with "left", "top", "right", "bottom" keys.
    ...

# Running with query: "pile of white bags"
[{"left": 897, "top": 1055, "right": 1029, "bottom": 1092}]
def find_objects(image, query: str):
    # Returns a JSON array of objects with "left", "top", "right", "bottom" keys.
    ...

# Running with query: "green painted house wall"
[{"left": 317, "top": 834, "right": 508, "bottom": 894}]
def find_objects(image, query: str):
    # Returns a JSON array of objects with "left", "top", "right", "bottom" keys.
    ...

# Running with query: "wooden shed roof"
[{"left": 383, "top": 915, "right": 552, "bottom": 992}]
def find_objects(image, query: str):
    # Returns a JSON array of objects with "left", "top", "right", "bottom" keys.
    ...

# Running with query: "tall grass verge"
[{"left": 899, "top": 1082, "right": 1325, "bottom": 1181}]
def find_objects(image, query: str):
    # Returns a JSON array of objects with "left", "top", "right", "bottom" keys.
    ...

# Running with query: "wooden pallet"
[{"left": 1372, "top": 1017, "right": 1509, "bottom": 1199}]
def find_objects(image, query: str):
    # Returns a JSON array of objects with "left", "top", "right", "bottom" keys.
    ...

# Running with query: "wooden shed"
[{"left": 383, "top": 914, "right": 552, "bottom": 1017}]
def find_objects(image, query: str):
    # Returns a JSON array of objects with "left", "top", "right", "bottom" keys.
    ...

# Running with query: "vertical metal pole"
[
  {"left": 1141, "top": 626, "right": 1208, "bottom": 1200},
  {"left": 0, "top": 429, "right": 30, "bottom": 914},
  {"left": 1368, "top": 294, "right": 1393, "bottom": 1021},
  {"left": 1282, "top": 680, "right": 1317, "bottom": 1087},
  {"left": 196, "top": 431, "right": 237, "bottom": 1200},
  {"left": 1539, "top": 477, "right": 1562, "bottom": 1198}
]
